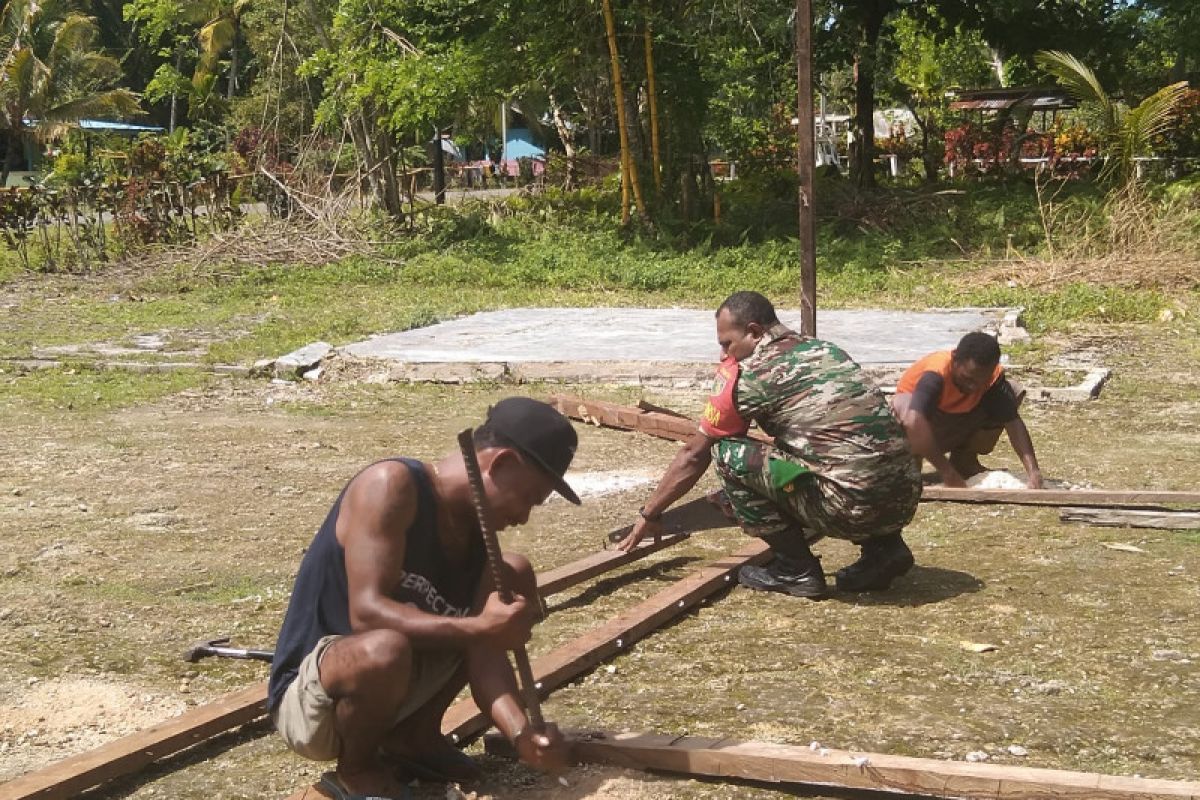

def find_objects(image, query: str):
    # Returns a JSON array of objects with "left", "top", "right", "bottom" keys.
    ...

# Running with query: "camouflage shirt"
[{"left": 731, "top": 323, "right": 913, "bottom": 492}]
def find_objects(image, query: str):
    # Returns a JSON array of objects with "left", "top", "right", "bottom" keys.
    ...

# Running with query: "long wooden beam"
[
  {"left": 1059, "top": 507, "right": 1200, "bottom": 530},
  {"left": 0, "top": 518, "right": 707, "bottom": 800},
  {"left": 550, "top": 394, "right": 700, "bottom": 442},
  {"left": 551, "top": 395, "right": 1200, "bottom": 510},
  {"left": 539, "top": 531, "right": 688, "bottom": 595},
  {"left": 282, "top": 540, "right": 771, "bottom": 800},
  {"left": 923, "top": 486, "right": 1200, "bottom": 509},
  {"left": 0, "top": 684, "right": 269, "bottom": 800},
  {"left": 487, "top": 731, "right": 1200, "bottom": 800}
]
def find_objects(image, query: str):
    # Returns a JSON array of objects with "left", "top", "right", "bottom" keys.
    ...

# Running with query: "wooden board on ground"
[
  {"left": 539, "top": 494, "right": 735, "bottom": 595},
  {"left": 490, "top": 731, "right": 1200, "bottom": 800},
  {"left": 923, "top": 487, "right": 1200, "bottom": 509},
  {"left": 0, "top": 683, "right": 268, "bottom": 800},
  {"left": 549, "top": 394, "right": 699, "bottom": 442},
  {"left": 0, "top": 517, "right": 702, "bottom": 800},
  {"left": 1060, "top": 507, "right": 1200, "bottom": 530}
]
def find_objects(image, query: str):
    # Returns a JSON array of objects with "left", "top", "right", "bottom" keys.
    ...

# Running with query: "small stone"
[
  {"left": 0, "top": 608, "right": 11, "bottom": 620},
  {"left": 1033, "top": 679, "right": 1068, "bottom": 695},
  {"left": 26, "top": 677, "right": 39, "bottom": 686},
  {"left": 78, "top": 503, "right": 90, "bottom": 512},
  {"left": 735, "top": 703, "right": 746, "bottom": 711},
  {"left": 965, "top": 751, "right": 989, "bottom": 762},
  {"left": 1152, "top": 649, "right": 1186, "bottom": 661},
  {"left": 1008, "top": 745, "right": 1028, "bottom": 757},
  {"left": 11, "top": 487, "right": 22, "bottom": 496},
  {"left": 178, "top": 680, "right": 191, "bottom": 693}
]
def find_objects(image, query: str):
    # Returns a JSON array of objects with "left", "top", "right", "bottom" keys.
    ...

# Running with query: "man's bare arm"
[
  {"left": 1005, "top": 416, "right": 1043, "bottom": 489},
  {"left": 338, "top": 461, "right": 528, "bottom": 649},
  {"left": 619, "top": 430, "right": 717, "bottom": 551},
  {"left": 901, "top": 410, "right": 965, "bottom": 488}
]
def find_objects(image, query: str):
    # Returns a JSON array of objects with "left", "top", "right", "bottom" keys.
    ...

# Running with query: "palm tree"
[
  {"left": 191, "top": 0, "right": 251, "bottom": 100},
  {"left": 1, "top": 0, "right": 140, "bottom": 184},
  {"left": 1035, "top": 50, "right": 1188, "bottom": 188}
]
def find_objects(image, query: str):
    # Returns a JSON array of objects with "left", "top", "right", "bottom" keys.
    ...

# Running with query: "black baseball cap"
[{"left": 485, "top": 397, "right": 581, "bottom": 505}]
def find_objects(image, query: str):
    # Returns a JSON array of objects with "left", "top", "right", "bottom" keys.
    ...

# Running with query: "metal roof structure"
[
  {"left": 21, "top": 118, "right": 165, "bottom": 134},
  {"left": 77, "top": 119, "right": 165, "bottom": 133},
  {"left": 949, "top": 87, "right": 1077, "bottom": 112}
]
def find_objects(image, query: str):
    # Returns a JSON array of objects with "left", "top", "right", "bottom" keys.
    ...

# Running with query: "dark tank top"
[{"left": 267, "top": 458, "right": 485, "bottom": 712}]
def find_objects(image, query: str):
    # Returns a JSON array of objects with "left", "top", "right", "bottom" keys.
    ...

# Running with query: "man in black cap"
[{"left": 268, "top": 397, "right": 579, "bottom": 800}]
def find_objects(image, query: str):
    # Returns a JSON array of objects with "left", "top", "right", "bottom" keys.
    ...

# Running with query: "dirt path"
[{"left": 1, "top": 324, "right": 1198, "bottom": 799}]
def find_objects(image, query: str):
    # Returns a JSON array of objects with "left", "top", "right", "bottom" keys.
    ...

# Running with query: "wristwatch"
[{"left": 638, "top": 505, "right": 661, "bottom": 522}]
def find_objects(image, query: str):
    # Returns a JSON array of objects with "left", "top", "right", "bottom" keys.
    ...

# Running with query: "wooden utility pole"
[{"left": 794, "top": 0, "right": 817, "bottom": 336}]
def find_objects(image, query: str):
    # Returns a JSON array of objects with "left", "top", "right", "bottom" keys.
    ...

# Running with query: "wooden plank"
[
  {"left": 554, "top": 731, "right": 1200, "bottom": 800},
  {"left": 438, "top": 540, "right": 770, "bottom": 746},
  {"left": 549, "top": 394, "right": 773, "bottom": 445},
  {"left": 539, "top": 532, "right": 689, "bottom": 595},
  {"left": 0, "top": 683, "right": 268, "bottom": 800},
  {"left": 548, "top": 395, "right": 698, "bottom": 442},
  {"left": 0, "top": 515, "right": 704, "bottom": 800},
  {"left": 924, "top": 487, "right": 1200, "bottom": 510},
  {"left": 1060, "top": 507, "right": 1200, "bottom": 530}
]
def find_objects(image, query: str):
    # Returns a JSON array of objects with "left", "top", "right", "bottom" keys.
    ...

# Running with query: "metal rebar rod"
[{"left": 456, "top": 428, "right": 545, "bottom": 730}]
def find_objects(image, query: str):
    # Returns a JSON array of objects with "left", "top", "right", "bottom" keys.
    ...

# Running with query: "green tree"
[
  {"left": 1035, "top": 49, "right": 1189, "bottom": 188},
  {"left": 884, "top": 10, "right": 991, "bottom": 181},
  {"left": 2, "top": 0, "right": 139, "bottom": 183},
  {"left": 193, "top": 0, "right": 251, "bottom": 99},
  {"left": 123, "top": 0, "right": 194, "bottom": 130}
]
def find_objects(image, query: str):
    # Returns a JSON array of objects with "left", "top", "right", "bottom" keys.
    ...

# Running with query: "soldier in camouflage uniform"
[{"left": 618, "top": 291, "right": 921, "bottom": 598}]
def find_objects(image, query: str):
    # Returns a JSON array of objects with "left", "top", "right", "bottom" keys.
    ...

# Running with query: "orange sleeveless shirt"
[{"left": 896, "top": 351, "right": 1003, "bottom": 414}]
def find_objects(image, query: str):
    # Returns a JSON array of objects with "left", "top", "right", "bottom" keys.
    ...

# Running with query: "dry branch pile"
[
  {"left": 129, "top": 187, "right": 403, "bottom": 272},
  {"left": 972, "top": 184, "right": 1200, "bottom": 290}
]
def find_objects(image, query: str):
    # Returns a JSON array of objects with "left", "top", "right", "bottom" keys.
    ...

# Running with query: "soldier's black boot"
[
  {"left": 738, "top": 532, "right": 828, "bottom": 599},
  {"left": 834, "top": 533, "right": 915, "bottom": 592}
]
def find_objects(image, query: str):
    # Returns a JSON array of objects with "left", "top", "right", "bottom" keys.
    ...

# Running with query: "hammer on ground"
[{"left": 184, "top": 637, "right": 274, "bottom": 664}]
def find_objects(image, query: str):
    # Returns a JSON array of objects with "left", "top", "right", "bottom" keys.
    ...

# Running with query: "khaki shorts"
[{"left": 272, "top": 634, "right": 462, "bottom": 761}]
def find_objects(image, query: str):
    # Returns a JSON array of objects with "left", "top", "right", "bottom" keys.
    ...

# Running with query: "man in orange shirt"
[{"left": 892, "top": 332, "right": 1043, "bottom": 489}]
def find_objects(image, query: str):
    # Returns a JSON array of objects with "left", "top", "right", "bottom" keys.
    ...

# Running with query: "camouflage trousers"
[{"left": 712, "top": 437, "right": 921, "bottom": 545}]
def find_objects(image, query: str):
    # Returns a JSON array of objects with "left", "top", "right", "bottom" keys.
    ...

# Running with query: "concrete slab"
[{"left": 341, "top": 307, "right": 1015, "bottom": 382}]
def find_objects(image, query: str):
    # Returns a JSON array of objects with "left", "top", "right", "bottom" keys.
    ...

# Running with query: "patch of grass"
[
  {"left": 0, "top": 365, "right": 212, "bottom": 412},
  {"left": 0, "top": 251, "right": 22, "bottom": 284}
]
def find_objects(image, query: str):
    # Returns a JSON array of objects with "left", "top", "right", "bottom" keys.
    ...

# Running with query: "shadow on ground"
[{"left": 831, "top": 565, "right": 984, "bottom": 608}]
